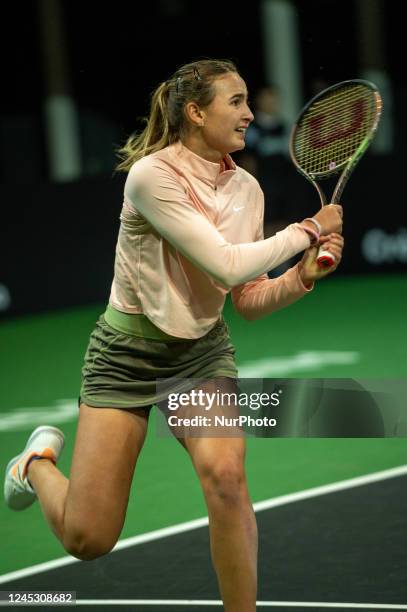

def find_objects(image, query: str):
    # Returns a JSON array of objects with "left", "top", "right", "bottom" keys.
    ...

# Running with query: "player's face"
[{"left": 200, "top": 73, "right": 254, "bottom": 159}]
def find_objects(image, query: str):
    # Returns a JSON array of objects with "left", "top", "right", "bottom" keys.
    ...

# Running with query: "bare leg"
[
  {"left": 28, "top": 461, "right": 69, "bottom": 542},
  {"left": 28, "top": 403, "right": 149, "bottom": 560},
  {"left": 185, "top": 436, "right": 258, "bottom": 612},
  {"left": 167, "top": 377, "right": 258, "bottom": 612}
]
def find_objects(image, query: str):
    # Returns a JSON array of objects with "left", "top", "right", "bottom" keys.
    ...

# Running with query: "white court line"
[
  {"left": 0, "top": 464, "right": 406, "bottom": 586},
  {"left": 237, "top": 351, "right": 360, "bottom": 377},
  {"left": 70, "top": 600, "right": 407, "bottom": 609}
]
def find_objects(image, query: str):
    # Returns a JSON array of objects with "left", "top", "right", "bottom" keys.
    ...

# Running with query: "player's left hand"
[{"left": 299, "top": 233, "right": 344, "bottom": 285}]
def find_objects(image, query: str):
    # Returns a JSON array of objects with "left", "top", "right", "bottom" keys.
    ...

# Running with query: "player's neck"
[{"left": 181, "top": 134, "right": 224, "bottom": 165}]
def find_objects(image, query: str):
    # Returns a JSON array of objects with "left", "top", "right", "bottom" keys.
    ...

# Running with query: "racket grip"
[{"left": 317, "top": 247, "right": 336, "bottom": 268}]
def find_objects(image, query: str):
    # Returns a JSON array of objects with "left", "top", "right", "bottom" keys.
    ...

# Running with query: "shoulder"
[
  {"left": 126, "top": 148, "right": 178, "bottom": 193},
  {"left": 234, "top": 164, "right": 262, "bottom": 191},
  {"left": 128, "top": 148, "right": 174, "bottom": 178}
]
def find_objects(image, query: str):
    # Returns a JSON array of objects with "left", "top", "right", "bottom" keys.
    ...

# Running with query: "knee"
[
  {"left": 200, "top": 461, "right": 246, "bottom": 506},
  {"left": 63, "top": 527, "right": 117, "bottom": 561}
]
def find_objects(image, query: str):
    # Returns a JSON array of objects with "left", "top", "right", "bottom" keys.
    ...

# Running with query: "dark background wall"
[{"left": 1, "top": 0, "right": 405, "bottom": 318}]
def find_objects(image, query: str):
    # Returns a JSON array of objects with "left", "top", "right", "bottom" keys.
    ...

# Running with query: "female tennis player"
[{"left": 4, "top": 59, "right": 343, "bottom": 611}]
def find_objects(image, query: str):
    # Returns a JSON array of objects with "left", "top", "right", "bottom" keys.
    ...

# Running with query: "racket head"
[{"left": 289, "top": 80, "right": 382, "bottom": 184}]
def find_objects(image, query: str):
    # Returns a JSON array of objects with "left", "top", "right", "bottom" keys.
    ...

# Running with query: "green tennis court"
[{"left": 0, "top": 273, "right": 406, "bottom": 608}]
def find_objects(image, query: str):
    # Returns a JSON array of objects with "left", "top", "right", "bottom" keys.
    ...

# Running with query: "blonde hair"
[{"left": 116, "top": 59, "right": 239, "bottom": 172}]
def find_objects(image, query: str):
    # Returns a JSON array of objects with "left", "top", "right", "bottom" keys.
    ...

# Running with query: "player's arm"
[
  {"left": 231, "top": 234, "right": 344, "bottom": 321},
  {"left": 125, "top": 160, "right": 311, "bottom": 289},
  {"left": 231, "top": 267, "right": 313, "bottom": 321}
]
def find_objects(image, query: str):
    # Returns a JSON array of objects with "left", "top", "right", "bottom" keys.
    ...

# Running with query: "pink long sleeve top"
[{"left": 109, "top": 141, "right": 312, "bottom": 339}]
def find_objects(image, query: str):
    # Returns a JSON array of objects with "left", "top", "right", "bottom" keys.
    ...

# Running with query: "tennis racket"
[{"left": 289, "top": 79, "right": 382, "bottom": 267}]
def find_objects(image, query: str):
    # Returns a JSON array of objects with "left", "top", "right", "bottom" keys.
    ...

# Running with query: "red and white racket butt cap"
[{"left": 317, "top": 248, "right": 336, "bottom": 268}]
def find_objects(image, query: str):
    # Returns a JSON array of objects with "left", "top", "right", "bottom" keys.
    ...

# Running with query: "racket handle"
[{"left": 317, "top": 247, "right": 336, "bottom": 268}]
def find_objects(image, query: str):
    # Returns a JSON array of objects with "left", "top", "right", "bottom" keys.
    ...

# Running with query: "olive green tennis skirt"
[{"left": 79, "top": 309, "right": 238, "bottom": 410}]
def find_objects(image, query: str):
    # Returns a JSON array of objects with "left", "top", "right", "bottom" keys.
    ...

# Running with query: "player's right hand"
[{"left": 313, "top": 204, "right": 343, "bottom": 235}]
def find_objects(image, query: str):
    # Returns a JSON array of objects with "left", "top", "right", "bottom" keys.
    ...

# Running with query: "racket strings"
[{"left": 293, "top": 84, "right": 379, "bottom": 177}]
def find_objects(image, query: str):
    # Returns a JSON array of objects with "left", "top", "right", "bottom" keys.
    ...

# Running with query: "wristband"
[
  {"left": 303, "top": 217, "right": 322, "bottom": 234},
  {"left": 299, "top": 224, "right": 319, "bottom": 246}
]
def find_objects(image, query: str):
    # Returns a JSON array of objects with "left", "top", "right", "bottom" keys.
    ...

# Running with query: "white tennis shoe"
[{"left": 4, "top": 426, "right": 65, "bottom": 511}]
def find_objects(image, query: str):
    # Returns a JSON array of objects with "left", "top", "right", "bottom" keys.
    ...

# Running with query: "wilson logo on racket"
[{"left": 309, "top": 99, "right": 366, "bottom": 149}]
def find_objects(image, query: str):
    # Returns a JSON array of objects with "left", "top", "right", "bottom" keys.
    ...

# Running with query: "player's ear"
[{"left": 184, "top": 102, "right": 205, "bottom": 127}]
